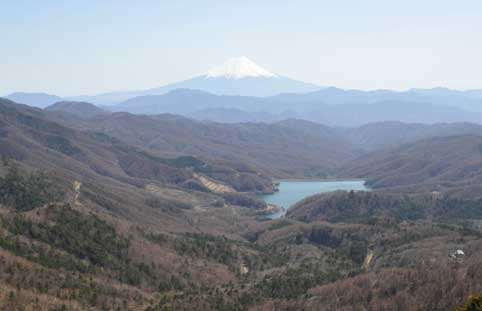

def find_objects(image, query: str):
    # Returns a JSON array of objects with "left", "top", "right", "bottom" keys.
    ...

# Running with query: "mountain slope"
[
  {"left": 270, "top": 86, "right": 482, "bottom": 111},
  {"left": 188, "top": 107, "right": 281, "bottom": 123},
  {"left": 112, "top": 89, "right": 264, "bottom": 114},
  {"left": 340, "top": 135, "right": 482, "bottom": 196},
  {"left": 300, "top": 100, "right": 482, "bottom": 126},
  {"left": 340, "top": 121, "right": 482, "bottom": 151},
  {"left": 109, "top": 87, "right": 482, "bottom": 126},
  {"left": 45, "top": 110, "right": 359, "bottom": 177},
  {"left": 2, "top": 99, "right": 482, "bottom": 311},
  {"left": 1, "top": 98, "right": 273, "bottom": 193},
  {"left": 45, "top": 101, "right": 109, "bottom": 118},
  {"left": 0, "top": 98, "right": 285, "bottom": 309}
]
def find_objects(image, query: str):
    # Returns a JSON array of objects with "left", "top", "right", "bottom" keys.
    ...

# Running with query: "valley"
[
  {"left": 0, "top": 95, "right": 482, "bottom": 310},
  {"left": 257, "top": 180, "right": 368, "bottom": 219}
]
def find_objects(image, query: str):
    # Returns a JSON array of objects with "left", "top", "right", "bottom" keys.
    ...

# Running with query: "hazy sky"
[{"left": 2, "top": 0, "right": 482, "bottom": 96}]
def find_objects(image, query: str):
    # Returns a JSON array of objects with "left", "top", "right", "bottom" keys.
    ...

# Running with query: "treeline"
[
  {"left": 0, "top": 163, "right": 63, "bottom": 211},
  {"left": 279, "top": 263, "right": 482, "bottom": 311},
  {"left": 0, "top": 203, "right": 179, "bottom": 309},
  {"left": 174, "top": 233, "right": 240, "bottom": 266},
  {"left": 222, "top": 192, "right": 267, "bottom": 209},
  {"left": 456, "top": 295, "right": 482, "bottom": 311},
  {"left": 2, "top": 204, "right": 157, "bottom": 286},
  {"left": 288, "top": 190, "right": 482, "bottom": 226}
]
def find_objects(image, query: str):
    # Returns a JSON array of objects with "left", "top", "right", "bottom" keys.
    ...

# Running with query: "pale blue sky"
[{"left": 2, "top": 0, "right": 482, "bottom": 96}]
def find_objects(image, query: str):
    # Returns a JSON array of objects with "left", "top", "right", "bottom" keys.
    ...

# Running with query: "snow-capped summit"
[
  {"left": 205, "top": 56, "right": 278, "bottom": 79},
  {"left": 69, "top": 57, "right": 321, "bottom": 104}
]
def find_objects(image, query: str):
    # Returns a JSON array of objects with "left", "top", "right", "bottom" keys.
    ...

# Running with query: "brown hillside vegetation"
[
  {"left": 0, "top": 98, "right": 481, "bottom": 310},
  {"left": 340, "top": 135, "right": 482, "bottom": 197},
  {"left": 341, "top": 121, "right": 482, "bottom": 151},
  {"left": 287, "top": 190, "right": 482, "bottom": 225},
  {"left": 47, "top": 110, "right": 358, "bottom": 178}
]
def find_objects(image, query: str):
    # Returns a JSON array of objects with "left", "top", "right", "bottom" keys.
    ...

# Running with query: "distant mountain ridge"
[
  {"left": 6, "top": 85, "right": 482, "bottom": 126},
  {"left": 340, "top": 134, "right": 482, "bottom": 196},
  {"left": 66, "top": 57, "right": 321, "bottom": 104},
  {"left": 5, "top": 92, "right": 62, "bottom": 108},
  {"left": 42, "top": 103, "right": 359, "bottom": 178},
  {"left": 4, "top": 56, "right": 482, "bottom": 125},
  {"left": 45, "top": 101, "right": 109, "bottom": 118},
  {"left": 43, "top": 100, "right": 482, "bottom": 147},
  {"left": 109, "top": 88, "right": 482, "bottom": 126},
  {"left": 340, "top": 121, "right": 482, "bottom": 150},
  {"left": 3, "top": 96, "right": 482, "bottom": 311}
]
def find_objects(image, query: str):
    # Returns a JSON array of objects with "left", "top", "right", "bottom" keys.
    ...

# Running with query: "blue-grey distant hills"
[
  {"left": 5, "top": 92, "right": 62, "bottom": 108},
  {"left": 269, "top": 86, "right": 482, "bottom": 111},
  {"left": 147, "top": 75, "right": 320, "bottom": 98},
  {"left": 5, "top": 86, "right": 482, "bottom": 125},
  {"left": 4, "top": 57, "right": 482, "bottom": 125},
  {"left": 113, "top": 89, "right": 263, "bottom": 115},
  {"left": 109, "top": 87, "right": 482, "bottom": 126},
  {"left": 68, "top": 57, "right": 321, "bottom": 105},
  {"left": 45, "top": 101, "right": 109, "bottom": 118}
]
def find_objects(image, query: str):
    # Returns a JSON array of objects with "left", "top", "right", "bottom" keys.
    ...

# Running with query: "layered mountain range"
[
  {"left": 2, "top": 95, "right": 482, "bottom": 310},
  {"left": 4, "top": 57, "right": 482, "bottom": 310},
  {"left": 38, "top": 99, "right": 482, "bottom": 197},
  {"left": 5, "top": 57, "right": 482, "bottom": 127}
]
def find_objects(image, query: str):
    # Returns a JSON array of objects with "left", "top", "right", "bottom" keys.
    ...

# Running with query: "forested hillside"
[
  {"left": 0, "top": 98, "right": 481, "bottom": 310},
  {"left": 46, "top": 107, "right": 358, "bottom": 178},
  {"left": 340, "top": 135, "right": 482, "bottom": 197}
]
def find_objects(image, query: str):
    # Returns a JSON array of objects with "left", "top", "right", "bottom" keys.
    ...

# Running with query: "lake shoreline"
[
  {"left": 257, "top": 179, "right": 368, "bottom": 220},
  {"left": 273, "top": 178, "right": 366, "bottom": 182}
]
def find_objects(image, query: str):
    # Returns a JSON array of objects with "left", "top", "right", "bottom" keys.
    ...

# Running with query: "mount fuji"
[
  {"left": 149, "top": 56, "right": 321, "bottom": 97},
  {"left": 69, "top": 57, "right": 321, "bottom": 105}
]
